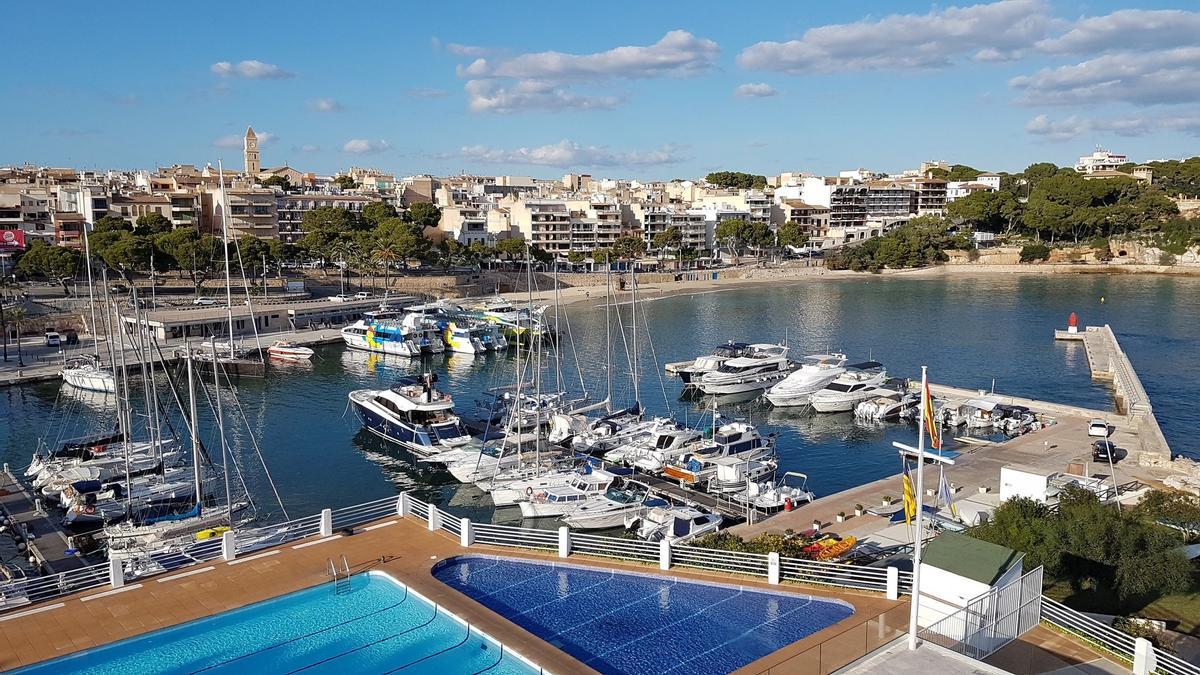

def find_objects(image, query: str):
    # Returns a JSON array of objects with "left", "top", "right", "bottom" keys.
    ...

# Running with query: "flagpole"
[{"left": 909, "top": 365, "right": 928, "bottom": 650}]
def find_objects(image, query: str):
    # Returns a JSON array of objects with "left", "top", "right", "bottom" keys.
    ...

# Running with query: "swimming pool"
[
  {"left": 13, "top": 571, "right": 538, "bottom": 675},
  {"left": 433, "top": 555, "right": 855, "bottom": 675}
]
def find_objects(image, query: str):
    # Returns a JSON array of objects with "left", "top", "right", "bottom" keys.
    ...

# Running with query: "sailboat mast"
[
  {"left": 217, "top": 161, "right": 236, "bottom": 360},
  {"left": 187, "top": 346, "right": 203, "bottom": 509},
  {"left": 210, "top": 341, "right": 233, "bottom": 518},
  {"left": 605, "top": 265, "right": 612, "bottom": 411},
  {"left": 113, "top": 302, "right": 133, "bottom": 513},
  {"left": 81, "top": 224, "right": 101, "bottom": 357},
  {"left": 630, "top": 267, "right": 639, "bottom": 405}
]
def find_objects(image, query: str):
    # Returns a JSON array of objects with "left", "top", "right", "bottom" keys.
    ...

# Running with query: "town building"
[{"left": 1075, "top": 148, "right": 1128, "bottom": 174}]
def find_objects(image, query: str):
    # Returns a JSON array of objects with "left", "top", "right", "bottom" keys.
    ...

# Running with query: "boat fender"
[
  {"left": 526, "top": 487, "right": 534, "bottom": 497},
  {"left": 536, "top": 492, "right": 547, "bottom": 500},
  {"left": 784, "top": 497, "right": 794, "bottom": 512}
]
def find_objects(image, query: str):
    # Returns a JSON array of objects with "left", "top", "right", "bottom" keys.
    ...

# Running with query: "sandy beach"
[{"left": 496, "top": 260, "right": 1200, "bottom": 309}]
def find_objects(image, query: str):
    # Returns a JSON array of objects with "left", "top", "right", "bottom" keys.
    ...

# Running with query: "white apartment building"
[
  {"left": 946, "top": 181, "right": 999, "bottom": 202},
  {"left": 1075, "top": 148, "right": 1128, "bottom": 174},
  {"left": 628, "top": 203, "right": 707, "bottom": 252},
  {"left": 276, "top": 193, "right": 374, "bottom": 244}
]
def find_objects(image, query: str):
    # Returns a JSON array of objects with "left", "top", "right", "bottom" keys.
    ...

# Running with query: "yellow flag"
[{"left": 902, "top": 463, "right": 916, "bottom": 524}]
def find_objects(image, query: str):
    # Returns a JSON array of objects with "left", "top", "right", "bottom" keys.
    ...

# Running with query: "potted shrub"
[
  {"left": 881, "top": 495, "right": 894, "bottom": 506},
  {"left": 836, "top": 511, "right": 846, "bottom": 523},
  {"left": 854, "top": 504, "right": 864, "bottom": 517}
]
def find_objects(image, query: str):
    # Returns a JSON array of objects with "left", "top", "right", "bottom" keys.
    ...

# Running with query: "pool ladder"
[{"left": 328, "top": 555, "right": 351, "bottom": 594}]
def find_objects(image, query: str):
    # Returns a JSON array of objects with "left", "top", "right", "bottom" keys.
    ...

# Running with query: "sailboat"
[
  {"left": 104, "top": 343, "right": 256, "bottom": 561},
  {"left": 61, "top": 226, "right": 116, "bottom": 393},
  {"left": 186, "top": 161, "right": 265, "bottom": 377}
]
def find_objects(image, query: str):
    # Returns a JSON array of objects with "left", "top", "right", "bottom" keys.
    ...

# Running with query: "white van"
[{"left": 44, "top": 331, "right": 62, "bottom": 347}]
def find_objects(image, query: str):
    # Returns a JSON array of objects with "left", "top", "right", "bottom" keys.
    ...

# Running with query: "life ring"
[
  {"left": 84, "top": 505, "right": 96, "bottom": 515},
  {"left": 525, "top": 487, "right": 534, "bottom": 497}
]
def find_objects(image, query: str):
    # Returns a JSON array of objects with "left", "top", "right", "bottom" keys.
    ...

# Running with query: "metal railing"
[
  {"left": 1, "top": 490, "right": 905, "bottom": 615},
  {"left": 918, "top": 567, "right": 1044, "bottom": 660},
  {"left": 1041, "top": 596, "right": 1199, "bottom": 675}
]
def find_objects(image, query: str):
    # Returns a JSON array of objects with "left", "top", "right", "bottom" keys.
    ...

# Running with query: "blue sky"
[{"left": 8, "top": 1, "right": 1199, "bottom": 179}]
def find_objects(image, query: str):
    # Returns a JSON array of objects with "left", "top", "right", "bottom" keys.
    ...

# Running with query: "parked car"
[
  {"left": 44, "top": 331, "right": 61, "bottom": 347},
  {"left": 193, "top": 297, "right": 219, "bottom": 306},
  {"left": 109, "top": 284, "right": 127, "bottom": 294},
  {"left": 1092, "top": 439, "right": 1118, "bottom": 463},
  {"left": 64, "top": 329, "right": 79, "bottom": 346},
  {"left": 353, "top": 292, "right": 371, "bottom": 300},
  {"left": 1087, "top": 418, "right": 1109, "bottom": 438},
  {"left": 329, "top": 294, "right": 351, "bottom": 303}
]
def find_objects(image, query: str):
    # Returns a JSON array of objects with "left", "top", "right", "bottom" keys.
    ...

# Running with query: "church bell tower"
[{"left": 244, "top": 126, "right": 261, "bottom": 176}]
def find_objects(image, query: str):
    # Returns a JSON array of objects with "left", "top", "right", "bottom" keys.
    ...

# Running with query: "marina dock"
[
  {"left": 733, "top": 323, "right": 1180, "bottom": 546},
  {"left": 1, "top": 465, "right": 91, "bottom": 574}
]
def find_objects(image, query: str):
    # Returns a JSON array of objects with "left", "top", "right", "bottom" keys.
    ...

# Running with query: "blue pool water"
[
  {"left": 433, "top": 555, "right": 854, "bottom": 674},
  {"left": 13, "top": 572, "right": 537, "bottom": 675}
]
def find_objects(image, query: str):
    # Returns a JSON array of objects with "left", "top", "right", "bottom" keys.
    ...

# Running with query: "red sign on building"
[{"left": 0, "top": 229, "right": 25, "bottom": 250}]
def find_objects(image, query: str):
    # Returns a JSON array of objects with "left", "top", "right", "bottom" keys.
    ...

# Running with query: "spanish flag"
[
  {"left": 902, "top": 462, "right": 916, "bottom": 525},
  {"left": 922, "top": 380, "right": 941, "bottom": 450}
]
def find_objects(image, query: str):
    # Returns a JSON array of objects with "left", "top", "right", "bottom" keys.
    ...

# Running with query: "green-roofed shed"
[{"left": 922, "top": 532, "right": 1024, "bottom": 586}]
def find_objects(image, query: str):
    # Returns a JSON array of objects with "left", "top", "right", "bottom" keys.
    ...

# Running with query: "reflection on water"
[{"left": 1, "top": 275, "right": 1197, "bottom": 521}]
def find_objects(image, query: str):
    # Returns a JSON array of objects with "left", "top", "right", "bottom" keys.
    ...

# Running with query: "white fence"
[{"left": 1041, "top": 597, "right": 1199, "bottom": 675}]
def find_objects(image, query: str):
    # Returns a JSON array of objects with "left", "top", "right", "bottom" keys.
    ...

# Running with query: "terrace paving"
[{"left": 0, "top": 515, "right": 902, "bottom": 674}]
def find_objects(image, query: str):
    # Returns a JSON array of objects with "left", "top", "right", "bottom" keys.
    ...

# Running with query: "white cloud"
[
  {"left": 342, "top": 139, "right": 391, "bottom": 154},
  {"left": 309, "top": 98, "right": 343, "bottom": 112},
  {"left": 1011, "top": 48, "right": 1200, "bottom": 106},
  {"left": 1036, "top": 9, "right": 1200, "bottom": 55},
  {"left": 408, "top": 88, "right": 449, "bottom": 99},
  {"left": 465, "top": 80, "right": 623, "bottom": 114},
  {"left": 1026, "top": 112, "right": 1200, "bottom": 141},
  {"left": 737, "top": 0, "right": 1055, "bottom": 73},
  {"left": 213, "top": 131, "right": 276, "bottom": 149},
  {"left": 446, "top": 43, "right": 497, "bottom": 58},
  {"left": 458, "top": 30, "right": 718, "bottom": 82},
  {"left": 454, "top": 139, "right": 685, "bottom": 168},
  {"left": 210, "top": 60, "right": 293, "bottom": 79},
  {"left": 734, "top": 83, "right": 777, "bottom": 98},
  {"left": 298, "top": 144, "right": 320, "bottom": 153}
]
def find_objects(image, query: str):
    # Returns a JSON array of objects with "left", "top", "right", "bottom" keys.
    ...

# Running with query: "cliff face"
[{"left": 1108, "top": 239, "right": 1200, "bottom": 266}]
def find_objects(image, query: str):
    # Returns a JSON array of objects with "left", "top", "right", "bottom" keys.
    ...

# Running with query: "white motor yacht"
[
  {"left": 661, "top": 421, "right": 775, "bottom": 487},
  {"left": 626, "top": 506, "right": 721, "bottom": 545},
  {"left": 810, "top": 362, "right": 888, "bottom": 412},
  {"left": 695, "top": 344, "right": 794, "bottom": 396},
  {"left": 764, "top": 353, "right": 847, "bottom": 407},
  {"left": 706, "top": 457, "right": 779, "bottom": 494},
  {"left": 518, "top": 468, "right": 620, "bottom": 518},
  {"left": 728, "top": 471, "right": 816, "bottom": 512},
  {"left": 669, "top": 342, "right": 750, "bottom": 384},
  {"left": 854, "top": 389, "right": 918, "bottom": 422},
  {"left": 559, "top": 484, "right": 666, "bottom": 530},
  {"left": 616, "top": 425, "right": 705, "bottom": 472}
]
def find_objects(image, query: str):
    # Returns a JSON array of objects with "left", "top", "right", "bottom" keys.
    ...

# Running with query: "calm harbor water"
[{"left": 2, "top": 274, "right": 1197, "bottom": 527}]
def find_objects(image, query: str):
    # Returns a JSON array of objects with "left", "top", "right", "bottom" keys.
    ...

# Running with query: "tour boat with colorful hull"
[
  {"left": 348, "top": 375, "right": 476, "bottom": 458},
  {"left": 341, "top": 311, "right": 443, "bottom": 357}
]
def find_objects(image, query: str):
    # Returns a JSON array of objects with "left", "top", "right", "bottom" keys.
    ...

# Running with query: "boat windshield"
[
  {"left": 714, "top": 345, "right": 742, "bottom": 357},
  {"left": 825, "top": 382, "right": 854, "bottom": 392},
  {"left": 431, "top": 421, "right": 465, "bottom": 440},
  {"left": 604, "top": 487, "right": 638, "bottom": 504}
]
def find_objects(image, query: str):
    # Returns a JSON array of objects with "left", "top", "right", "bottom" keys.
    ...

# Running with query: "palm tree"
[
  {"left": 4, "top": 305, "right": 27, "bottom": 366},
  {"left": 373, "top": 246, "right": 400, "bottom": 293}
]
